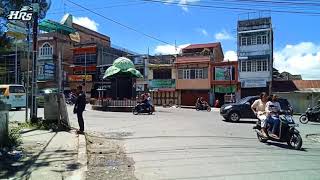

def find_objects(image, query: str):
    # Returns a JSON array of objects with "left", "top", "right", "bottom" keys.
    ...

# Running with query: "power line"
[
  {"left": 65, "top": 0, "right": 173, "bottom": 45},
  {"left": 141, "top": 0, "right": 320, "bottom": 16},
  {"left": 48, "top": 2, "right": 147, "bottom": 15}
]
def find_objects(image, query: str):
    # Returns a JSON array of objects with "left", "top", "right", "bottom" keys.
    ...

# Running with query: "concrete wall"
[{"left": 274, "top": 92, "right": 320, "bottom": 114}]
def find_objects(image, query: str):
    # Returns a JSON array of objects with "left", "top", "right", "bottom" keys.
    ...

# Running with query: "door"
[{"left": 241, "top": 97, "right": 258, "bottom": 118}]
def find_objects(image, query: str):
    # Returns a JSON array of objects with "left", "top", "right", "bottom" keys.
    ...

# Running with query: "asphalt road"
[{"left": 10, "top": 107, "right": 320, "bottom": 180}]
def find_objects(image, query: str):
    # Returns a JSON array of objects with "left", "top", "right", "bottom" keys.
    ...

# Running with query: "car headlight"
[{"left": 224, "top": 105, "right": 232, "bottom": 110}]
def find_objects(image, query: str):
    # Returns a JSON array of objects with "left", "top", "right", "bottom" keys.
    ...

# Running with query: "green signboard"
[
  {"left": 215, "top": 66, "right": 232, "bottom": 81},
  {"left": 149, "top": 79, "right": 175, "bottom": 89},
  {"left": 214, "top": 85, "right": 236, "bottom": 93}
]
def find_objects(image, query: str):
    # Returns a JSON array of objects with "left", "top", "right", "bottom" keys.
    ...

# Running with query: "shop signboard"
[
  {"left": 68, "top": 75, "right": 92, "bottom": 82},
  {"left": 148, "top": 79, "right": 175, "bottom": 89},
  {"left": 214, "top": 85, "right": 236, "bottom": 93},
  {"left": 241, "top": 79, "right": 266, "bottom": 88},
  {"left": 215, "top": 66, "right": 232, "bottom": 81}
]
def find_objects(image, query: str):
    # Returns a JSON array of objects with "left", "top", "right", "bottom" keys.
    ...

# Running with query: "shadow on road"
[
  {"left": 266, "top": 141, "right": 307, "bottom": 151},
  {"left": 223, "top": 120, "right": 256, "bottom": 124}
]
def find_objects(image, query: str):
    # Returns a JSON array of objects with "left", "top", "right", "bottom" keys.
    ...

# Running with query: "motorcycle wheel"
[
  {"left": 299, "top": 115, "right": 309, "bottom": 124},
  {"left": 287, "top": 133, "right": 303, "bottom": 150},
  {"left": 132, "top": 108, "right": 139, "bottom": 115},
  {"left": 207, "top": 107, "right": 211, "bottom": 112},
  {"left": 196, "top": 107, "right": 200, "bottom": 111},
  {"left": 257, "top": 132, "right": 268, "bottom": 143}
]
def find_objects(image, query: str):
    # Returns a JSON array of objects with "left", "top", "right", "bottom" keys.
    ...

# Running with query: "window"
[
  {"left": 247, "top": 61, "right": 252, "bottom": 72},
  {"left": 39, "top": 42, "right": 53, "bottom": 56},
  {"left": 262, "top": 35, "right": 267, "bottom": 44},
  {"left": 263, "top": 60, "right": 268, "bottom": 71},
  {"left": 252, "top": 61, "right": 257, "bottom": 72},
  {"left": 241, "top": 37, "right": 247, "bottom": 46},
  {"left": 38, "top": 66, "right": 44, "bottom": 75},
  {"left": 153, "top": 69, "right": 171, "bottom": 79},
  {"left": 241, "top": 61, "right": 247, "bottom": 72},
  {"left": 179, "top": 68, "right": 207, "bottom": 79},
  {"left": 74, "top": 54, "right": 97, "bottom": 65},
  {"left": 195, "top": 69, "right": 203, "bottom": 79},
  {"left": 257, "top": 36, "right": 262, "bottom": 44},
  {"left": 183, "top": 69, "right": 190, "bottom": 79},
  {"left": 247, "top": 37, "right": 252, "bottom": 45},
  {"left": 252, "top": 36, "right": 257, "bottom": 45},
  {"left": 9, "top": 86, "right": 25, "bottom": 93},
  {"left": 257, "top": 60, "right": 262, "bottom": 71}
]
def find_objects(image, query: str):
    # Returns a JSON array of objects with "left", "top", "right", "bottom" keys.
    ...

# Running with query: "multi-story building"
[
  {"left": 237, "top": 17, "right": 273, "bottom": 97},
  {"left": 148, "top": 55, "right": 177, "bottom": 106},
  {"left": 211, "top": 61, "right": 239, "bottom": 104},
  {"left": 175, "top": 43, "right": 224, "bottom": 106}
]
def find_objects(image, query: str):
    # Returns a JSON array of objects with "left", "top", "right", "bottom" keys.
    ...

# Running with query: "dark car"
[{"left": 220, "top": 96, "right": 293, "bottom": 122}]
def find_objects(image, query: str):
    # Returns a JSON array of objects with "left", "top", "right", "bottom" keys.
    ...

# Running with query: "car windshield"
[{"left": 238, "top": 97, "right": 252, "bottom": 104}]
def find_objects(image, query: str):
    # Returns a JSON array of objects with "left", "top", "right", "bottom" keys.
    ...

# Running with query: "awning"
[{"left": 39, "top": 19, "right": 76, "bottom": 35}]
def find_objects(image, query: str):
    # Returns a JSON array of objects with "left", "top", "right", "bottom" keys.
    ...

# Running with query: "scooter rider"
[
  {"left": 265, "top": 95, "right": 281, "bottom": 139},
  {"left": 251, "top": 92, "right": 268, "bottom": 137}
]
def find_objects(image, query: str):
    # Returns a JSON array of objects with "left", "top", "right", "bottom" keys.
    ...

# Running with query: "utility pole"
[
  {"left": 15, "top": 41, "right": 18, "bottom": 84},
  {"left": 25, "top": 22, "right": 31, "bottom": 123},
  {"left": 84, "top": 52, "right": 87, "bottom": 93},
  {"left": 31, "top": 1, "right": 39, "bottom": 123}
]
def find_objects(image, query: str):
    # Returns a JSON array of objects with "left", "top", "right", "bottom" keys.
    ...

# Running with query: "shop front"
[{"left": 149, "top": 79, "right": 179, "bottom": 106}]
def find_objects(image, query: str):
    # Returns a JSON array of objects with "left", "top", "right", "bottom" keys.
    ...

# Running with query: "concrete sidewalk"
[{"left": 0, "top": 128, "right": 87, "bottom": 180}]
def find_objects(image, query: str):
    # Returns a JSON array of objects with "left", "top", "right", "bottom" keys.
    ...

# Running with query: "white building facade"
[{"left": 237, "top": 17, "right": 273, "bottom": 97}]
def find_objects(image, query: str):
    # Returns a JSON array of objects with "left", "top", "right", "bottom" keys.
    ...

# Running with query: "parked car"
[
  {"left": 36, "top": 88, "right": 58, "bottom": 107},
  {"left": 220, "top": 96, "right": 293, "bottom": 122}
]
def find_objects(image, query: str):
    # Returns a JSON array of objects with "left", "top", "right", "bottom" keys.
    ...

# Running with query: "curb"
[{"left": 67, "top": 133, "right": 87, "bottom": 180}]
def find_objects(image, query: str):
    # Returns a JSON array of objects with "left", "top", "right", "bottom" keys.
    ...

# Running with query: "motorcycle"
[
  {"left": 255, "top": 111, "right": 303, "bottom": 150},
  {"left": 195, "top": 102, "right": 211, "bottom": 112},
  {"left": 132, "top": 103, "right": 154, "bottom": 115},
  {"left": 299, "top": 105, "right": 320, "bottom": 124}
]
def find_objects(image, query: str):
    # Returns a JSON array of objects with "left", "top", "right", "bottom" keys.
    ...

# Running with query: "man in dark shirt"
[{"left": 74, "top": 86, "right": 86, "bottom": 134}]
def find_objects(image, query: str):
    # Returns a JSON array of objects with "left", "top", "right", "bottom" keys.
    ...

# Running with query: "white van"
[{"left": 0, "top": 84, "right": 26, "bottom": 110}]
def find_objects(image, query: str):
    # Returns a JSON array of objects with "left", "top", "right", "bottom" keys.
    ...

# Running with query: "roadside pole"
[
  {"left": 25, "top": 22, "right": 30, "bottom": 123},
  {"left": 31, "top": 1, "right": 39, "bottom": 123},
  {"left": 15, "top": 41, "right": 18, "bottom": 84}
]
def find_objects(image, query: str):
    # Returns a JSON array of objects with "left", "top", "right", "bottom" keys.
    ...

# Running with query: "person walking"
[{"left": 74, "top": 86, "right": 86, "bottom": 134}]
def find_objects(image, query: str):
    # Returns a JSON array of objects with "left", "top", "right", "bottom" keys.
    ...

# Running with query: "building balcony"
[
  {"left": 176, "top": 79, "right": 210, "bottom": 90},
  {"left": 176, "top": 56, "right": 212, "bottom": 64}
]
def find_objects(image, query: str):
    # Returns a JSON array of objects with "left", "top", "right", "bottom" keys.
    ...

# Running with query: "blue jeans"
[{"left": 267, "top": 115, "right": 280, "bottom": 135}]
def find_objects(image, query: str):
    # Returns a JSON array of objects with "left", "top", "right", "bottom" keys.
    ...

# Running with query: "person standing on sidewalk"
[{"left": 74, "top": 86, "right": 86, "bottom": 134}]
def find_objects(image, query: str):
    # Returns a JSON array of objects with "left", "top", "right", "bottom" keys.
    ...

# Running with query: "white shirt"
[{"left": 266, "top": 101, "right": 281, "bottom": 116}]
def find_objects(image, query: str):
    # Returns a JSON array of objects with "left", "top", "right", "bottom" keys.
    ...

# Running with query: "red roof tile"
[
  {"left": 183, "top": 42, "right": 221, "bottom": 50},
  {"left": 273, "top": 80, "right": 320, "bottom": 92}
]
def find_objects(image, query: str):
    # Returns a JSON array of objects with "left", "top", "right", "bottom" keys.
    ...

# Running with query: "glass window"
[
  {"left": 262, "top": 60, "right": 267, "bottom": 71},
  {"left": 195, "top": 69, "right": 203, "bottom": 79},
  {"left": 252, "top": 61, "right": 257, "bottom": 72},
  {"left": 252, "top": 36, "right": 257, "bottom": 45},
  {"left": 257, "top": 36, "right": 262, "bottom": 44},
  {"left": 257, "top": 60, "right": 262, "bottom": 71},
  {"left": 203, "top": 68, "right": 208, "bottom": 78},
  {"left": 247, "top": 61, "right": 252, "bottom": 72},
  {"left": 247, "top": 37, "right": 252, "bottom": 45},
  {"left": 9, "top": 86, "right": 25, "bottom": 93},
  {"left": 190, "top": 69, "right": 195, "bottom": 79},
  {"left": 183, "top": 69, "right": 190, "bottom": 79},
  {"left": 262, "top": 35, "right": 267, "bottom": 44},
  {"left": 178, "top": 69, "right": 183, "bottom": 79},
  {"left": 241, "top": 61, "right": 246, "bottom": 72},
  {"left": 241, "top": 37, "right": 247, "bottom": 46},
  {"left": 153, "top": 69, "right": 171, "bottom": 79}
]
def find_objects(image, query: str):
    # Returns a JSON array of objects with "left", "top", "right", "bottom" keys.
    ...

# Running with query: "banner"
[
  {"left": 214, "top": 85, "right": 236, "bottom": 93},
  {"left": 68, "top": 75, "right": 92, "bottom": 82},
  {"left": 215, "top": 66, "right": 232, "bottom": 81},
  {"left": 149, "top": 79, "right": 175, "bottom": 89}
]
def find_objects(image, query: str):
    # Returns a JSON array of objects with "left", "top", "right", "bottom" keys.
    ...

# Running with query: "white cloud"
[
  {"left": 154, "top": 44, "right": 190, "bottom": 55},
  {"left": 196, "top": 28, "right": 208, "bottom": 36},
  {"left": 274, "top": 42, "right": 320, "bottom": 80},
  {"left": 73, "top": 16, "right": 99, "bottom": 32},
  {"left": 165, "top": 0, "right": 200, "bottom": 12},
  {"left": 215, "top": 30, "right": 233, "bottom": 40},
  {"left": 224, "top": 50, "right": 237, "bottom": 61}
]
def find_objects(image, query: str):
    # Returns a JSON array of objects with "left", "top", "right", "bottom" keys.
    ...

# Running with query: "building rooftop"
[
  {"left": 183, "top": 42, "right": 221, "bottom": 50},
  {"left": 273, "top": 80, "right": 320, "bottom": 92}
]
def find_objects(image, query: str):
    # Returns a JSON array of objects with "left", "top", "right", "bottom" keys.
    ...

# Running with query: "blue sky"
[{"left": 45, "top": 0, "right": 320, "bottom": 79}]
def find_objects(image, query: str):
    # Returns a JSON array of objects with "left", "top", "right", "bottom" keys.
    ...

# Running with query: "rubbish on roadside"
[{"left": 8, "top": 150, "right": 22, "bottom": 160}]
